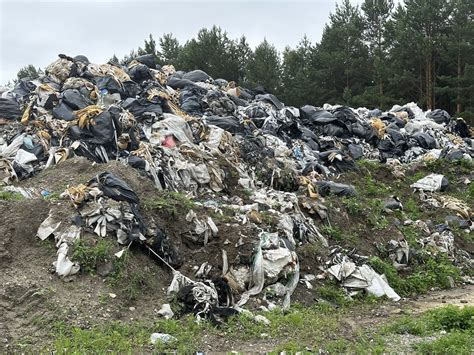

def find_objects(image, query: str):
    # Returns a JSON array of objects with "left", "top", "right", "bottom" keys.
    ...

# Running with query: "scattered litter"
[
  {"left": 157, "top": 303, "right": 174, "bottom": 320},
  {"left": 411, "top": 174, "right": 449, "bottom": 192},
  {"left": 150, "top": 333, "right": 177, "bottom": 345}
]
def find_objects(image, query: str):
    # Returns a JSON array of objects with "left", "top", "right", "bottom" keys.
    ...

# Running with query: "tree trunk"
[
  {"left": 426, "top": 53, "right": 433, "bottom": 110},
  {"left": 457, "top": 47, "right": 462, "bottom": 114}
]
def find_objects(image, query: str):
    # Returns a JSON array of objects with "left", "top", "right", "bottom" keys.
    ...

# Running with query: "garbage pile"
[{"left": 1, "top": 54, "right": 473, "bottom": 318}]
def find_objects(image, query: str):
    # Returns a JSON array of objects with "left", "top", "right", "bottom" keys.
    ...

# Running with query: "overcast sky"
[{"left": 0, "top": 0, "right": 364, "bottom": 84}]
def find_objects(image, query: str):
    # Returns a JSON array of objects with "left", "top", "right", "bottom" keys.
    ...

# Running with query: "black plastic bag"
[
  {"left": 128, "top": 64, "right": 152, "bottom": 82},
  {"left": 205, "top": 115, "right": 242, "bottom": 134},
  {"left": 122, "top": 97, "right": 163, "bottom": 119},
  {"left": 183, "top": 69, "right": 211, "bottom": 82},
  {"left": 427, "top": 109, "right": 450, "bottom": 124},
  {"left": 62, "top": 89, "right": 91, "bottom": 110},
  {"left": 317, "top": 181, "right": 356, "bottom": 197},
  {"left": 0, "top": 98, "right": 21, "bottom": 120},
  {"left": 135, "top": 54, "right": 156, "bottom": 69},
  {"left": 52, "top": 101, "right": 75, "bottom": 121},
  {"left": 91, "top": 171, "right": 139, "bottom": 204}
]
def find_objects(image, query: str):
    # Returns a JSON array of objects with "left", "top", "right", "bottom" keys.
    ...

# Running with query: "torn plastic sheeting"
[
  {"left": 0, "top": 158, "right": 17, "bottom": 184},
  {"left": 55, "top": 225, "right": 81, "bottom": 247},
  {"left": 328, "top": 260, "right": 400, "bottom": 301},
  {"left": 54, "top": 243, "right": 80, "bottom": 277},
  {"left": 345, "top": 265, "right": 400, "bottom": 301},
  {"left": 410, "top": 174, "right": 448, "bottom": 192},
  {"left": 185, "top": 209, "right": 218, "bottom": 245},
  {"left": 37, "top": 214, "right": 62, "bottom": 240},
  {"left": 263, "top": 248, "right": 298, "bottom": 279},
  {"left": 237, "top": 232, "right": 299, "bottom": 310},
  {"left": 151, "top": 113, "right": 194, "bottom": 145},
  {"left": 327, "top": 258, "right": 357, "bottom": 281},
  {"left": 0, "top": 133, "right": 25, "bottom": 158},
  {"left": 150, "top": 333, "right": 177, "bottom": 345},
  {"left": 157, "top": 303, "right": 174, "bottom": 319}
]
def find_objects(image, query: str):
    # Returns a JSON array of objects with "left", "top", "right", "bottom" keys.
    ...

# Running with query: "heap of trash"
[{"left": 0, "top": 53, "right": 473, "bottom": 321}]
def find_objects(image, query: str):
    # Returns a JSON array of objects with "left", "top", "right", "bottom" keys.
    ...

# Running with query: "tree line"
[{"left": 17, "top": 0, "right": 473, "bottom": 118}]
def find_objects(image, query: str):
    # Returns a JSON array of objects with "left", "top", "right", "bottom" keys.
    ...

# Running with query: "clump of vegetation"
[
  {"left": 342, "top": 196, "right": 363, "bottom": 215},
  {"left": 72, "top": 239, "right": 117, "bottom": 274},
  {"left": 317, "top": 283, "right": 351, "bottom": 307},
  {"left": 0, "top": 189, "right": 24, "bottom": 201},
  {"left": 366, "top": 199, "right": 389, "bottom": 230},
  {"left": 369, "top": 255, "right": 460, "bottom": 297},
  {"left": 415, "top": 330, "right": 474, "bottom": 354},
  {"left": 404, "top": 197, "right": 422, "bottom": 220},
  {"left": 386, "top": 305, "right": 473, "bottom": 336},
  {"left": 144, "top": 191, "right": 195, "bottom": 217},
  {"left": 384, "top": 305, "right": 474, "bottom": 354},
  {"left": 320, "top": 224, "right": 343, "bottom": 241}
]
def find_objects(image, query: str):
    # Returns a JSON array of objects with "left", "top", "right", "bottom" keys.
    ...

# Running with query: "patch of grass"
[
  {"left": 143, "top": 191, "right": 195, "bottom": 217},
  {"left": 366, "top": 199, "right": 390, "bottom": 230},
  {"left": 357, "top": 159, "right": 382, "bottom": 171},
  {"left": 385, "top": 305, "right": 474, "bottom": 336},
  {"left": 320, "top": 224, "right": 343, "bottom": 241},
  {"left": 72, "top": 239, "right": 117, "bottom": 274},
  {"left": 317, "top": 282, "right": 351, "bottom": 306},
  {"left": 398, "top": 225, "right": 421, "bottom": 247},
  {"left": 425, "top": 158, "right": 474, "bottom": 176},
  {"left": 342, "top": 196, "right": 363, "bottom": 215},
  {"left": 226, "top": 303, "right": 341, "bottom": 344},
  {"left": 0, "top": 190, "right": 24, "bottom": 201},
  {"left": 362, "top": 175, "right": 384, "bottom": 196},
  {"left": 404, "top": 197, "right": 422, "bottom": 220},
  {"left": 414, "top": 329, "right": 474, "bottom": 354},
  {"left": 44, "top": 192, "right": 61, "bottom": 201},
  {"left": 50, "top": 316, "right": 210, "bottom": 353},
  {"left": 369, "top": 255, "right": 460, "bottom": 297}
]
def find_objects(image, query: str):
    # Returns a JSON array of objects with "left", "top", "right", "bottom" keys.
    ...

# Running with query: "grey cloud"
[{"left": 0, "top": 0, "right": 359, "bottom": 84}]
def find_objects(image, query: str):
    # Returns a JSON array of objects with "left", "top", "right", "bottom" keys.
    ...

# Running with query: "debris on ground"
[{"left": 0, "top": 54, "right": 473, "bottom": 325}]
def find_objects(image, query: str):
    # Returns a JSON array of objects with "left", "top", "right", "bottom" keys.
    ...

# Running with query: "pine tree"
[
  {"left": 159, "top": 33, "right": 181, "bottom": 66},
  {"left": 246, "top": 39, "right": 281, "bottom": 93},
  {"left": 281, "top": 36, "right": 316, "bottom": 106},
  {"left": 362, "top": 0, "right": 394, "bottom": 106},
  {"left": 315, "top": 0, "right": 369, "bottom": 105},
  {"left": 401, "top": 0, "right": 453, "bottom": 109},
  {"left": 16, "top": 64, "right": 42, "bottom": 82}
]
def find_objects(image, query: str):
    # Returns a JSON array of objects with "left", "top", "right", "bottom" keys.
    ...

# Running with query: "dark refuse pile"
[{"left": 0, "top": 54, "right": 473, "bottom": 321}]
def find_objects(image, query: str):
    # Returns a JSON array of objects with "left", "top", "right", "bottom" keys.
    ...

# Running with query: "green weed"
[
  {"left": 72, "top": 239, "right": 116, "bottom": 274},
  {"left": 0, "top": 190, "right": 24, "bottom": 201},
  {"left": 369, "top": 255, "right": 460, "bottom": 297},
  {"left": 414, "top": 330, "right": 474, "bottom": 354},
  {"left": 320, "top": 224, "right": 344, "bottom": 241},
  {"left": 385, "top": 305, "right": 474, "bottom": 336},
  {"left": 342, "top": 196, "right": 363, "bottom": 215},
  {"left": 404, "top": 197, "right": 422, "bottom": 220},
  {"left": 144, "top": 191, "right": 195, "bottom": 217}
]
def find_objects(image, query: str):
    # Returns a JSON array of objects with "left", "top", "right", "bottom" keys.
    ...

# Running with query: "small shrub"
[
  {"left": 342, "top": 196, "right": 362, "bottom": 215},
  {"left": 414, "top": 330, "right": 474, "bottom": 354},
  {"left": 144, "top": 191, "right": 195, "bottom": 217},
  {"left": 320, "top": 225, "right": 343, "bottom": 241},
  {"left": 0, "top": 190, "right": 24, "bottom": 201},
  {"left": 404, "top": 197, "right": 422, "bottom": 220},
  {"left": 386, "top": 305, "right": 474, "bottom": 336},
  {"left": 72, "top": 239, "right": 115, "bottom": 274},
  {"left": 318, "top": 283, "right": 351, "bottom": 306}
]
